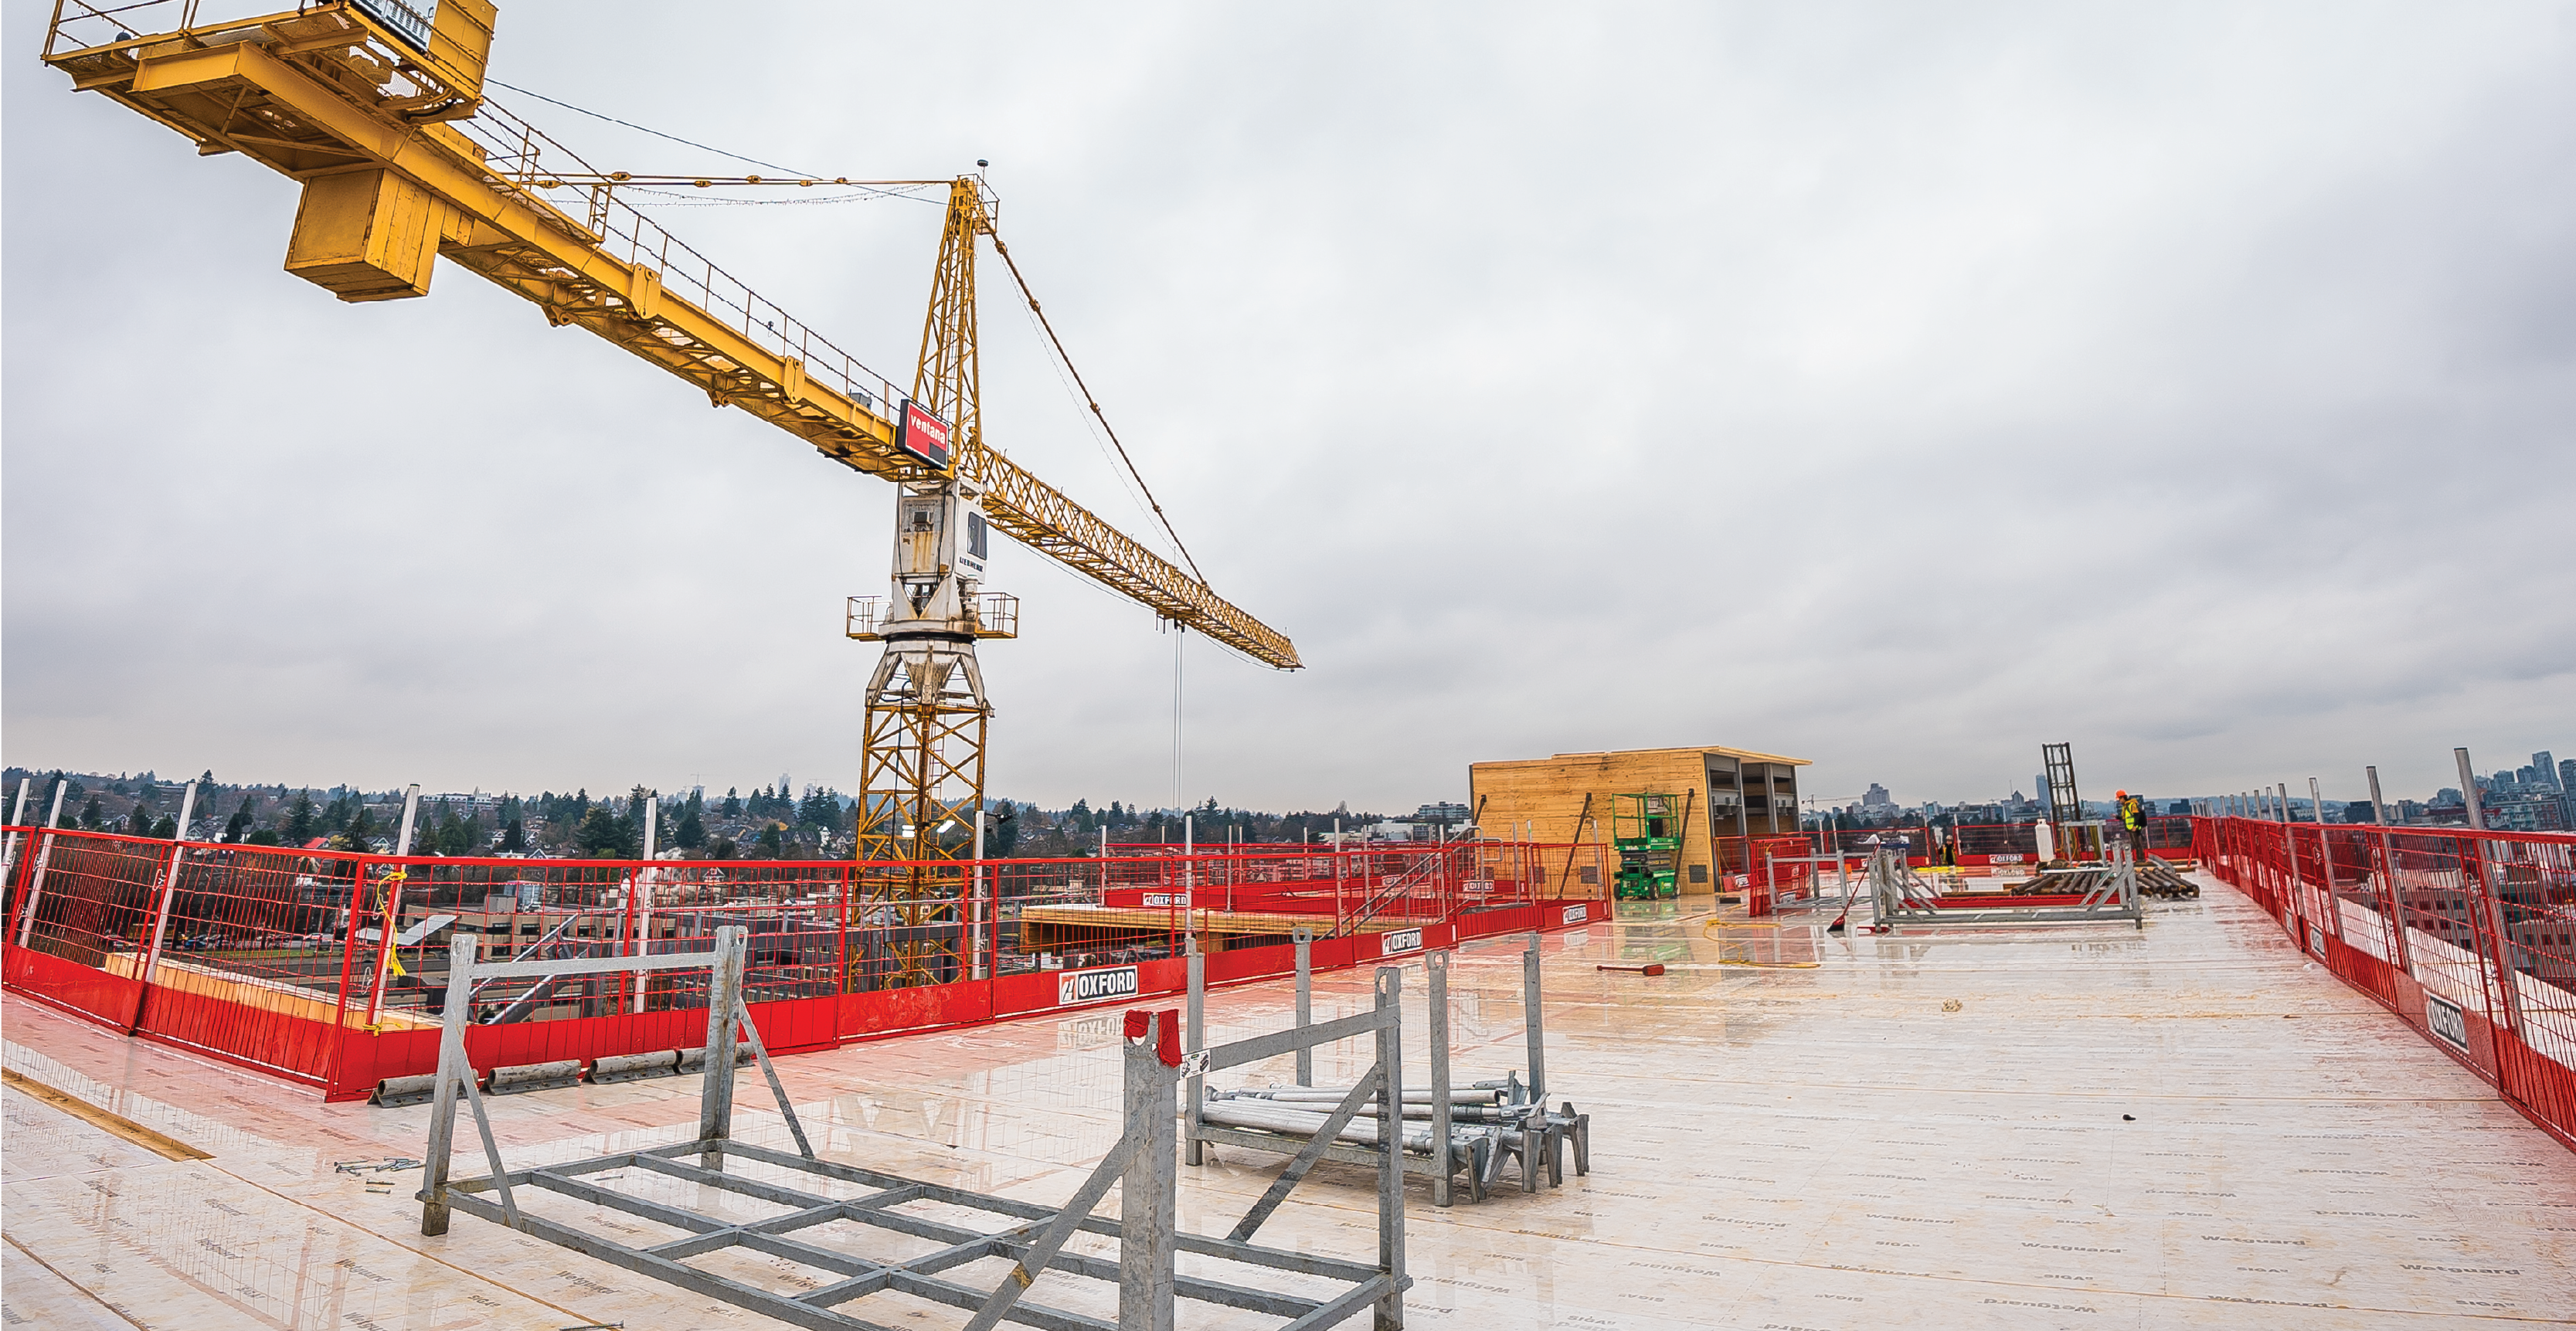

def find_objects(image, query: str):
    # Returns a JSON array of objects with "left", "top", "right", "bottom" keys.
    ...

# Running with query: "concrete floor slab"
[{"left": 3, "top": 878, "right": 2571, "bottom": 1328}]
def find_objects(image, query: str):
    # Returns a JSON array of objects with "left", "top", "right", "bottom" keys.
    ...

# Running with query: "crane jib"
[{"left": 39, "top": 6, "right": 1300, "bottom": 673}]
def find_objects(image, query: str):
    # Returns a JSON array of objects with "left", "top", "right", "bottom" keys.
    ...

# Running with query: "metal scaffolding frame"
[
  {"left": 1868, "top": 846, "right": 2144, "bottom": 929},
  {"left": 2043, "top": 741, "right": 2083, "bottom": 827},
  {"left": 1186, "top": 934, "right": 1590, "bottom": 1207},
  {"left": 417, "top": 926, "right": 1410, "bottom": 1330}
]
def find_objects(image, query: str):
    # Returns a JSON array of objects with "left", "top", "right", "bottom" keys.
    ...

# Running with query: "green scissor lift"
[{"left": 1612, "top": 793, "right": 1681, "bottom": 901}]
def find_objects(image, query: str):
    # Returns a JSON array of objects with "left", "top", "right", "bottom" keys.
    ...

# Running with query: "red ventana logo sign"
[{"left": 896, "top": 399, "right": 952, "bottom": 468}]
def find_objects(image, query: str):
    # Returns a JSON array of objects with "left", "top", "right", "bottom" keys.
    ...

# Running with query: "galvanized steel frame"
[
  {"left": 1188, "top": 935, "right": 1588, "bottom": 1207},
  {"left": 1869, "top": 847, "right": 2144, "bottom": 929},
  {"left": 419, "top": 929, "right": 1407, "bottom": 1329}
]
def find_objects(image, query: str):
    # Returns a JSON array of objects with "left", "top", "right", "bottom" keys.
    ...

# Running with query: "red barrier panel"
[
  {"left": 2194, "top": 815, "right": 2576, "bottom": 1153},
  {"left": 841, "top": 982, "right": 994, "bottom": 1043},
  {"left": 136, "top": 982, "right": 338, "bottom": 1087},
  {"left": 2, "top": 827, "right": 1603, "bottom": 1100},
  {"left": 4, "top": 942, "right": 143, "bottom": 1030}
]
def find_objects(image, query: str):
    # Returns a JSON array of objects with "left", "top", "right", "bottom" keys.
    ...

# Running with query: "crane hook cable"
[{"left": 987, "top": 236, "right": 1209, "bottom": 589}]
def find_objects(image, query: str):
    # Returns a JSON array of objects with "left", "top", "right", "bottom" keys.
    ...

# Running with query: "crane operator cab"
[{"left": 875, "top": 483, "right": 1015, "bottom": 641}]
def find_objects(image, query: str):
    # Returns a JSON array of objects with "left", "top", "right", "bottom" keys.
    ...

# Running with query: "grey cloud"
[{"left": 6, "top": 2, "right": 2572, "bottom": 813}]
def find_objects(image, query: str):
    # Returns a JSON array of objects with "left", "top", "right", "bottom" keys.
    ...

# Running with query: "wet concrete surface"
[{"left": 5, "top": 877, "right": 2571, "bottom": 1328}]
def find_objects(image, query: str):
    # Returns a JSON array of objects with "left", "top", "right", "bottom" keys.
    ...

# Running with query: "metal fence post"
[
  {"left": 1523, "top": 932, "right": 1547, "bottom": 1105},
  {"left": 1120, "top": 1012, "right": 1178, "bottom": 1331},
  {"left": 12, "top": 782, "right": 68, "bottom": 947},
  {"left": 0, "top": 778, "right": 31, "bottom": 886},
  {"left": 1185, "top": 948, "right": 1206, "bottom": 1166},
  {"left": 630, "top": 796, "right": 658, "bottom": 1012},
  {"left": 394, "top": 785, "right": 422, "bottom": 857},
  {"left": 702, "top": 925, "right": 748, "bottom": 1167},
  {"left": 1429, "top": 948, "right": 1453, "bottom": 1207},
  {"left": 2365, "top": 766, "right": 2413, "bottom": 975},
  {"left": 137, "top": 781, "right": 199, "bottom": 989},
  {"left": 2309, "top": 777, "right": 2342, "bottom": 943},
  {"left": 1372, "top": 966, "right": 1406, "bottom": 1331},
  {"left": 2452, "top": 749, "right": 2527, "bottom": 1038},
  {"left": 970, "top": 809, "right": 988, "bottom": 981},
  {"left": 1293, "top": 926, "right": 1313, "bottom": 1087},
  {"left": 422, "top": 932, "right": 477, "bottom": 1237}
]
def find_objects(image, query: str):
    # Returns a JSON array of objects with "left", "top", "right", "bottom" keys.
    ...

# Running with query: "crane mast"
[{"left": 40, "top": 2, "right": 1302, "bottom": 990}]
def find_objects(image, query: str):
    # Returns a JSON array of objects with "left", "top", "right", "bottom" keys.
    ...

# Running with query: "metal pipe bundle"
[
  {"left": 1196, "top": 1097, "right": 1453, "bottom": 1155},
  {"left": 1235, "top": 1086, "right": 1499, "bottom": 1106}
]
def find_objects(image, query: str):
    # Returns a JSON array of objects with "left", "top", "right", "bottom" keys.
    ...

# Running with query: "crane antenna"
[{"left": 988, "top": 236, "right": 1209, "bottom": 588}]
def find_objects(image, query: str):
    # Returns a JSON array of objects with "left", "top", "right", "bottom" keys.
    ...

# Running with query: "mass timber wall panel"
[{"left": 1470, "top": 745, "right": 1810, "bottom": 895}]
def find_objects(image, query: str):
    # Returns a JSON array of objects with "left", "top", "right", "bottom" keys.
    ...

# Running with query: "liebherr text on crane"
[{"left": 41, "top": 0, "right": 1299, "bottom": 986}]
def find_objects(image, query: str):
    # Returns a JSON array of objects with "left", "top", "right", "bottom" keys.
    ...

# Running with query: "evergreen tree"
[
  {"left": 721, "top": 787, "right": 743, "bottom": 818},
  {"left": 284, "top": 790, "right": 318, "bottom": 844},
  {"left": 150, "top": 814, "right": 177, "bottom": 840},
  {"left": 79, "top": 796, "right": 105, "bottom": 830},
  {"left": 709, "top": 836, "right": 738, "bottom": 860},
  {"left": 675, "top": 806, "right": 706, "bottom": 850},
  {"left": 754, "top": 822, "right": 785, "bottom": 859},
  {"left": 575, "top": 806, "right": 633, "bottom": 858},
  {"left": 498, "top": 818, "right": 527, "bottom": 853},
  {"left": 345, "top": 806, "right": 378, "bottom": 851},
  {"left": 126, "top": 800, "right": 154, "bottom": 838},
  {"left": 437, "top": 809, "right": 479, "bottom": 856},
  {"left": 224, "top": 794, "right": 255, "bottom": 844}
]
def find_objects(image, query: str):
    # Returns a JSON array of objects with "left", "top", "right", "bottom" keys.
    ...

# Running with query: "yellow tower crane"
[{"left": 39, "top": 2, "right": 1301, "bottom": 987}]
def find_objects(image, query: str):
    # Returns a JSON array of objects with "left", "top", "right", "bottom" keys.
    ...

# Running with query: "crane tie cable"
[
  {"left": 989, "top": 236, "right": 1208, "bottom": 589},
  {"left": 487, "top": 78, "right": 812, "bottom": 178},
  {"left": 481, "top": 79, "right": 1208, "bottom": 591}
]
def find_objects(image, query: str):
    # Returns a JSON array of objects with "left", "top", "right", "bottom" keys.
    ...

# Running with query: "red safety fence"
[
  {"left": 0, "top": 826, "right": 1604, "bottom": 1101},
  {"left": 2193, "top": 815, "right": 2576, "bottom": 1153},
  {"left": 1807, "top": 816, "right": 2194, "bottom": 867}
]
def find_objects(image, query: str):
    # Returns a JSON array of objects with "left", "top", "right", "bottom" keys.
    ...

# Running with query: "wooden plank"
[
  {"left": 2, "top": 1068, "right": 210, "bottom": 1161},
  {"left": 1017, "top": 905, "right": 1414, "bottom": 948}
]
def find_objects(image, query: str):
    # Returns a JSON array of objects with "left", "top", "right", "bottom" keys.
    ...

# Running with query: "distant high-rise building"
[
  {"left": 1862, "top": 783, "right": 1893, "bottom": 807},
  {"left": 2536, "top": 752, "right": 2561, "bottom": 792}
]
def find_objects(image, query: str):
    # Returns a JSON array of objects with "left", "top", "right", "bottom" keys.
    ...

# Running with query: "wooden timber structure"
[
  {"left": 1469, "top": 745, "right": 1811, "bottom": 895},
  {"left": 1017, "top": 904, "right": 1423, "bottom": 956}
]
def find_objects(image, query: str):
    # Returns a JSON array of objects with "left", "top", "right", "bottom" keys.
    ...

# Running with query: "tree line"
[{"left": 2, "top": 768, "right": 1402, "bottom": 862}]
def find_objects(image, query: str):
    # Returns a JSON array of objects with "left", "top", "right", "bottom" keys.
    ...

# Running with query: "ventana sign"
[{"left": 1057, "top": 965, "right": 1141, "bottom": 1007}]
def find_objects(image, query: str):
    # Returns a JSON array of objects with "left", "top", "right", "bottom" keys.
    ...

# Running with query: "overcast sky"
[{"left": 6, "top": 2, "right": 2573, "bottom": 814}]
